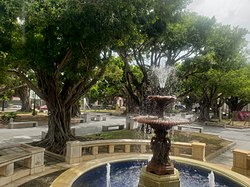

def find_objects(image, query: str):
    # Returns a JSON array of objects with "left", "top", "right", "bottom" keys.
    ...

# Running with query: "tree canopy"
[
  {"left": 177, "top": 23, "right": 249, "bottom": 120},
  {"left": 1, "top": 0, "right": 249, "bottom": 153},
  {"left": 3, "top": 0, "right": 173, "bottom": 154}
]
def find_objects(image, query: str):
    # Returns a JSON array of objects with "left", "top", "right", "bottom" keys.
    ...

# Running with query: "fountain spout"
[{"left": 106, "top": 163, "right": 111, "bottom": 187}]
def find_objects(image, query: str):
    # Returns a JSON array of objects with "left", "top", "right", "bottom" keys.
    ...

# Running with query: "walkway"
[
  {"left": 0, "top": 114, "right": 125, "bottom": 146},
  {"left": 0, "top": 113, "right": 250, "bottom": 168},
  {"left": 199, "top": 124, "right": 250, "bottom": 166}
]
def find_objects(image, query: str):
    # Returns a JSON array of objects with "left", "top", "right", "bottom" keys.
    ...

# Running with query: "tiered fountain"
[
  {"left": 51, "top": 64, "right": 250, "bottom": 187},
  {"left": 137, "top": 95, "right": 190, "bottom": 187}
]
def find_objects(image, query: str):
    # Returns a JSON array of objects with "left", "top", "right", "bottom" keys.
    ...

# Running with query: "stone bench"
[
  {"left": 91, "top": 114, "right": 106, "bottom": 121},
  {"left": 0, "top": 145, "right": 45, "bottom": 186},
  {"left": 177, "top": 125, "right": 203, "bottom": 133},
  {"left": 204, "top": 121, "right": 225, "bottom": 127},
  {"left": 8, "top": 121, "right": 38, "bottom": 129},
  {"left": 102, "top": 124, "right": 124, "bottom": 132},
  {"left": 81, "top": 113, "right": 91, "bottom": 123},
  {"left": 71, "top": 118, "right": 84, "bottom": 124},
  {"left": 0, "top": 153, "right": 31, "bottom": 176}
]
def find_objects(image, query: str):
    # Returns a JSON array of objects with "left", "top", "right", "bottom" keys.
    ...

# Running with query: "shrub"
[{"left": 1, "top": 112, "right": 17, "bottom": 124}]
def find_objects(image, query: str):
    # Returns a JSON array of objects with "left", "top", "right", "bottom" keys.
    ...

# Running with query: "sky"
[{"left": 188, "top": 0, "right": 250, "bottom": 49}]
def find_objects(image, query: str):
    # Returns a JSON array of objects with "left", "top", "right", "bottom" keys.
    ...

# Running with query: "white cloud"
[{"left": 188, "top": 0, "right": 250, "bottom": 48}]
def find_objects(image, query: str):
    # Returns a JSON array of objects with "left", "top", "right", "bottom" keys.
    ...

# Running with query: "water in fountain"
[
  {"left": 73, "top": 160, "right": 241, "bottom": 187},
  {"left": 151, "top": 64, "right": 176, "bottom": 90},
  {"left": 208, "top": 171, "right": 215, "bottom": 187},
  {"left": 106, "top": 163, "right": 111, "bottom": 187}
]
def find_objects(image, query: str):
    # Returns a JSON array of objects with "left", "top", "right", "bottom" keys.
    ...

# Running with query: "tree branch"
[
  {"left": 55, "top": 48, "right": 72, "bottom": 76},
  {"left": 0, "top": 84, "right": 26, "bottom": 94},
  {"left": 8, "top": 69, "right": 44, "bottom": 100}
]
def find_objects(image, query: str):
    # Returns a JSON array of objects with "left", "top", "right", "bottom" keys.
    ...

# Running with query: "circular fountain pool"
[
  {"left": 51, "top": 155, "right": 250, "bottom": 187},
  {"left": 72, "top": 160, "right": 242, "bottom": 187}
]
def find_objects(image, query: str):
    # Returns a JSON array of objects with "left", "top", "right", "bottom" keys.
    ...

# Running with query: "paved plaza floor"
[{"left": 0, "top": 113, "right": 250, "bottom": 167}]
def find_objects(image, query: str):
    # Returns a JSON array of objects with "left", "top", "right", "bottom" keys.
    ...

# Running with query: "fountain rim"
[
  {"left": 135, "top": 117, "right": 190, "bottom": 126},
  {"left": 50, "top": 154, "right": 250, "bottom": 187},
  {"left": 134, "top": 115, "right": 191, "bottom": 127},
  {"left": 147, "top": 95, "right": 177, "bottom": 100}
]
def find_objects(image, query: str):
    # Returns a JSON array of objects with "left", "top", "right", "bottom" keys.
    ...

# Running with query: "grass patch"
[
  {"left": 83, "top": 129, "right": 145, "bottom": 140},
  {"left": 172, "top": 131, "right": 231, "bottom": 156},
  {"left": 80, "top": 129, "right": 232, "bottom": 157}
]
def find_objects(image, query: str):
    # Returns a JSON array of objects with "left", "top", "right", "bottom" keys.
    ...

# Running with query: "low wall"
[
  {"left": 232, "top": 149, "right": 250, "bottom": 177},
  {"left": 65, "top": 139, "right": 206, "bottom": 164}
]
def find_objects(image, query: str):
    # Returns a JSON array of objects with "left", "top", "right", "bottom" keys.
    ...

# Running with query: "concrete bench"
[
  {"left": 81, "top": 113, "right": 91, "bottom": 123},
  {"left": 0, "top": 145, "right": 45, "bottom": 186},
  {"left": 102, "top": 124, "right": 124, "bottom": 132},
  {"left": 177, "top": 125, "right": 203, "bottom": 133},
  {"left": 204, "top": 121, "right": 225, "bottom": 126},
  {"left": 91, "top": 114, "right": 106, "bottom": 121},
  {"left": 71, "top": 118, "right": 85, "bottom": 124},
  {"left": 8, "top": 121, "right": 38, "bottom": 129}
]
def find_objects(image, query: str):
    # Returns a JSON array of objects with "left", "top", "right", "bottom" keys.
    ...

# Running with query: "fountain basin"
[{"left": 51, "top": 154, "right": 250, "bottom": 187}]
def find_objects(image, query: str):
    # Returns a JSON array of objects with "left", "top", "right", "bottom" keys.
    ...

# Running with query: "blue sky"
[{"left": 188, "top": 0, "right": 250, "bottom": 49}]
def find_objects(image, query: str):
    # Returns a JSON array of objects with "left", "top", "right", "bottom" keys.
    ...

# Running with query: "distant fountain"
[{"left": 82, "top": 98, "right": 91, "bottom": 110}]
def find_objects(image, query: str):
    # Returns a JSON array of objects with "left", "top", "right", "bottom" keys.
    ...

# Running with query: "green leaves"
[
  {"left": 86, "top": 57, "right": 125, "bottom": 103},
  {"left": 177, "top": 19, "right": 249, "bottom": 116}
]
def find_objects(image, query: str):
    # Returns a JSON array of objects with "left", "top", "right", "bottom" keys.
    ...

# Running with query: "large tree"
[
  {"left": 178, "top": 24, "right": 249, "bottom": 121},
  {"left": 222, "top": 66, "right": 250, "bottom": 115},
  {"left": 4, "top": 0, "right": 147, "bottom": 154},
  {"left": 115, "top": 0, "right": 215, "bottom": 113}
]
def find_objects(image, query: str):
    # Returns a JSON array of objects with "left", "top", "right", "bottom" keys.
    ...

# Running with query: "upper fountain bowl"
[{"left": 148, "top": 95, "right": 176, "bottom": 101}]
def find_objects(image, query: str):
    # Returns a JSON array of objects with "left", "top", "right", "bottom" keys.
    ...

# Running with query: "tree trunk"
[
  {"left": 16, "top": 86, "right": 32, "bottom": 112},
  {"left": 126, "top": 95, "right": 140, "bottom": 114},
  {"left": 199, "top": 102, "right": 210, "bottom": 121},
  {"left": 39, "top": 104, "right": 75, "bottom": 155},
  {"left": 119, "top": 50, "right": 148, "bottom": 115},
  {"left": 72, "top": 102, "right": 81, "bottom": 117},
  {"left": 212, "top": 103, "right": 219, "bottom": 119},
  {"left": 1, "top": 100, "right": 4, "bottom": 111},
  {"left": 34, "top": 75, "right": 77, "bottom": 154},
  {"left": 226, "top": 97, "right": 248, "bottom": 116}
]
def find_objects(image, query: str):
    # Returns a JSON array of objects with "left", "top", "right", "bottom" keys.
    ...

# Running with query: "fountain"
[
  {"left": 50, "top": 65, "right": 250, "bottom": 187},
  {"left": 50, "top": 93, "right": 250, "bottom": 187},
  {"left": 136, "top": 95, "right": 190, "bottom": 187}
]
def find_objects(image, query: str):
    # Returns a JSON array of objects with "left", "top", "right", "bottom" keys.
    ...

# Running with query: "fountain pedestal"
[
  {"left": 139, "top": 167, "right": 180, "bottom": 187},
  {"left": 137, "top": 95, "right": 187, "bottom": 187}
]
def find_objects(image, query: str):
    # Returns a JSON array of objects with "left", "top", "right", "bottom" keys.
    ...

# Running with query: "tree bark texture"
[
  {"left": 27, "top": 52, "right": 106, "bottom": 154},
  {"left": 16, "top": 86, "right": 32, "bottom": 112},
  {"left": 199, "top": 99, "right": 211, "bottom": 121},
  {"left": 35, "top": 75, "right": 77, "bottom": 154}
]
